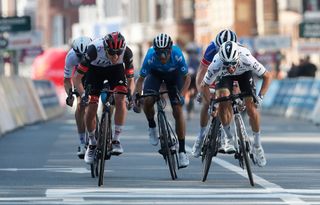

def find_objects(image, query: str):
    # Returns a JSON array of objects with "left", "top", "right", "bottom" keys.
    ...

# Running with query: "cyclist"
[
  {"left": 192, "top": 29, "right": 238, "bottom": 157},
  {"left": 73, "top": 31, "right": 135, "bottom": 164},
  {"left": 201, "top": 41, "right": 272, "bottom": 167},
  {"left": 185, "top": 42, "right": 201, "bottom": 120},
  {"left": 133, "top": 33, "right": 191, "bottom": 168},
  {"left": 64, "top": 36, "right": 92, "bottom": 159}
]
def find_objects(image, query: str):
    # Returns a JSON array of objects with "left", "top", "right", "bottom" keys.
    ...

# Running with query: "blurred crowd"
[{"left": 287, "top": 56, "right": 318, "bottom": 78}]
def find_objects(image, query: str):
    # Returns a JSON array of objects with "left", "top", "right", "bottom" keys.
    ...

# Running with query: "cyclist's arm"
[
  {"left": 200, "top": 81, "right": 211, "bottom": 104},
  {"left": 134, "top": 76, "right": 145, "bottom": 95},
  {"left": 181, "top": 73, "right": 191, "bottom": 96},
  {"left": 64, "top": 77, "right": 73, "bottom": 94},
  {"left": 72, "top": 70, "right": 85, "bottom": 97},
  {"left": 196, "top": 62, "right": 208, "bottom": 93},
  {"left": 259, "top": 70, "right": 272, "bottom": 97}
]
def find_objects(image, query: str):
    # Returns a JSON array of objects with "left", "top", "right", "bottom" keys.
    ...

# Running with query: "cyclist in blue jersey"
[
  {"left": 192, "top": 29, "right": 238, "bottom": 158},
  {"left": 133, "top": 33, "right": 191, "bottom": 168}
]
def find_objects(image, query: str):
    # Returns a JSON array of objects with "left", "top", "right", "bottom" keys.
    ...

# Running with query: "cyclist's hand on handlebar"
[
  {"left": 66, "top": 88, "right": 74, "bottom": 107},
  {"left": 80, "top": 93, "right": 89, "bottom": 106},
  {"left": 126, "top": 92, "right": 133, "bottom": 110},
  {"left": 255, "top": 95, "right": 263, "bottom": 108},
  {"left": 179, "top": 95, "right": 185, "bottom": 106},
  {"left": 196, "top": 92, "right": 203, "bottom": 103},
  {"left": 133, "top": 92, "right": 142, "bottom": 113}
]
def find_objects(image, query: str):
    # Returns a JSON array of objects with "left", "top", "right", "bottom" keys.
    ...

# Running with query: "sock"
[
  {"left": 88, "top": 130, "right": 96, "bottom": 145},
  {"left": 223, "top": 125, "right": 233, "bottom": 139},
  {"left": 253, "top": 131, "right": 261, "bottom": 147},
  {"left": 178, "top": 139, "right": 185, "bottom": 153},
  {"left": 78, "top": 132, "right": 86, "bottom": 145},
  {"left": 113, "top": 125, "right": 122, "bottom": 142},
  {"left": 198, "top": 126, "right": 206, "bottom": 140},
  {"left": 148, "top": 118, "right": 156, "bottom": 128}
]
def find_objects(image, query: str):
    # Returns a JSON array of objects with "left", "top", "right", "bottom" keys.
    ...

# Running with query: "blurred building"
[{"left": 73, "top": 0, "right": 195, "bottom": 68}]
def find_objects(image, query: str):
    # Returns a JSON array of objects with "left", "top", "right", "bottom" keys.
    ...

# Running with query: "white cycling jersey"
[
  {"left": 64, "top": 49, "right": 81, "bottom": 78},
  {"left": 204, "top": 46, "right": 266, "bottom": 85}
]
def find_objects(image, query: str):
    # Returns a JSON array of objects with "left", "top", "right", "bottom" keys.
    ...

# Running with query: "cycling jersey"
[
  {"left": 139, "top": 45, "right": 188, "bottom": 77},
  {"left": 204, "top": 46, "right": 266, "bottom": 85},
  {"left": 64, "top": 49, "right": 81, "bottom": 78},
  {"left": 201, "top": 41, "right": 219, "bottom": 67},
  {"left": 78, "top": 38, "right": 134, "bottom": 78}
]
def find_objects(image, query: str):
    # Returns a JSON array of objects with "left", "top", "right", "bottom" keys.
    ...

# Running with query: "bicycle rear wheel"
[
  {"left": 202, "top": 117, "right": 220, "bottom": 182},
  {"left": 235, "top": 117, "right": 254, "bottom": 186},
  {"left": 158, "top": 112, "right": 177, "bottom": 180},
  {"left": 97, "top": 112, "right": 111, "bottom": 186}
]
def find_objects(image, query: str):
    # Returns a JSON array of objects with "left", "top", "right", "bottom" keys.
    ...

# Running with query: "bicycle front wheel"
[
  {"left": 202, "top": 117, "right": 220, "bottom": 182},
  {"left": 97, "top": 112, "right": 112, "bottom": 187},
  {"left": 158, "top": 112, "right": 177, "bottom": 180},
  {"left": 235, "top": 117, "right": 254, "bottom": 186}
]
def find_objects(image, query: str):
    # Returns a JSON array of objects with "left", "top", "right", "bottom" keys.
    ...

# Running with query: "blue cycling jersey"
[
  {"left": 140, "top": 45, "right": 188, "bottom": 77},
  {"left": 201, "top": 41, "right": 219, "bottom": 67}
]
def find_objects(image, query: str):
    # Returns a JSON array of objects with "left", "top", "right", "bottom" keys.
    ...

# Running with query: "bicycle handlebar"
[{"left": 212, "top": 91, "right": 257, "bottom": 104}]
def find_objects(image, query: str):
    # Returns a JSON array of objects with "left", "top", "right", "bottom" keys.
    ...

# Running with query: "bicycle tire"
[
  {"left": 97, "top": 112, "right": 109, "bottom": 187},
  {"left": 235, "top": 117, "right": 254, "bottom": 186},
  {"left": 158, "top": 112, "right": 177, "bottom": 180},
  {"left": 202, "top": 117, "right": 220, "bottom": 182}
]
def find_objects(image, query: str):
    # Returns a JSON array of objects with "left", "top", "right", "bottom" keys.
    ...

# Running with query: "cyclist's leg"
[
  {"left": 143, "top": 72, "right": 162, "bottom": 145},
  {"left": 216, "top": 76, "right": 235, "bottom": 153},
  {"left": 106, "top": 65, "right": 130, "bottom": 154},
  {"left": 237, "top": 71, "right": 260, "bottom": 144},
  {"left": 165, "top": 71, "right": 189, "bottom": 167},
  {"left": 85, "top": 68, "right": 104, "bottom": 145}
]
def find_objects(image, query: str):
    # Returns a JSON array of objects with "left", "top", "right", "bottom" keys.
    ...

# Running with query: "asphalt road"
[{"left": 0, "top": 106, "right": 319, "bottom": 205}]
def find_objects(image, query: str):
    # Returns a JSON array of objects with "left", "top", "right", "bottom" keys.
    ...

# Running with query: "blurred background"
[{"left": 0, "top": 0, "right": 319, "bottom": 79}]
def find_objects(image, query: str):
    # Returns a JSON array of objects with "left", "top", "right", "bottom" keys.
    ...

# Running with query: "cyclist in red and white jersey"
[
  {"left": 64, "top": 36, "right": 92, "bottom": 159},
  {"left": 73, "top": 31, "right": 135, "bottom": 164},
  {"left": 192, "top": 29, "right": 238, "bottom": 157},
  {"left": 201, "top": 41, "right": 272, "bottom": 167}
]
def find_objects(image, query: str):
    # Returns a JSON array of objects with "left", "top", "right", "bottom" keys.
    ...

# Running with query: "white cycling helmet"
[
  {"left": 153, "top": 33, "right": 173, "bottom": 50},
  {"left": 215, "top": 29, "right": 237, "bottom": 47},
  {"left": 72, "top": 36, "right": 92, "bottom": 54},
  {"left": 219, "top": 41, "right": 239, "bottom": 66}
]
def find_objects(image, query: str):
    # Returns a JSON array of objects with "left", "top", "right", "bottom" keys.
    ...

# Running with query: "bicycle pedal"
[{"left": 111, "top": 152, "right": 122, "bottom": 156}]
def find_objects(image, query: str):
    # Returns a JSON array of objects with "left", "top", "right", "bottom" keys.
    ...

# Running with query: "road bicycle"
[
  {"left": 201, "top": 91, "right": 257, "bottom": 186},
  {"left": 137, "top": 90, "right": 180, "bottom": 180},
  {"left": 90, "top": 82, "right": 129, "bottom": 186}
]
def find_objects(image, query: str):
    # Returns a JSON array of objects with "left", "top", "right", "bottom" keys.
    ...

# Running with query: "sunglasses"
[
  {"left": 107, "top": 48, "right": 124, "bottom": 56},
  {"left": 155, "top": 48, "right": 171, "bottom": 58},
  {"left": 222, "top": 60, "right": 238, "bottom": 67}
]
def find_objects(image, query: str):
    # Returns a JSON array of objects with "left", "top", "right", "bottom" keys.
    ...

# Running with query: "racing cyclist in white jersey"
[
  {"left": 201, "top": 41, "right": 272, "bottom": 167},
  {"left": 64, "top": 36, "right": 92, "bottom": 159}
]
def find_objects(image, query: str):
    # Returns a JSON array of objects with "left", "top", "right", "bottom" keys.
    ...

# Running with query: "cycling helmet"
[
  {"left": 72, "top": 36, "right": 92, "bottom": 54},
  {"left": 153, "top": 33, "right": 173, "bottom": 50},
  {"left": 103, "top": 31, "right": 126, "bottom": 55},
  {"left": 215, "top": 29, "right": 237, "bottom": 47},
  {"left": 219, "top": 41, "right": 239, "bottom": 66}
]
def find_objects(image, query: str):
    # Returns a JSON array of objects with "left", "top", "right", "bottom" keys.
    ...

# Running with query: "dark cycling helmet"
[
  {"left": 72, "top": 36, "right": 92, "bottom": 55},
  {"left": 215, "top": 29, "right": 237, "bottom": 47},
  {"left": 219, "top": 41, "right": 239, "bottom": 66},
  {"left": 103, "top": 31, "right": 126, "bottom": 55},
  {"left": 153, "top": 33, "right": 173, "bottom": 50}
]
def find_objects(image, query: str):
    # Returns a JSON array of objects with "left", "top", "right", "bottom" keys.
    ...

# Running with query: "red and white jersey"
[{"left": 204, "top": 46, "right": 266, "bottom": 85}]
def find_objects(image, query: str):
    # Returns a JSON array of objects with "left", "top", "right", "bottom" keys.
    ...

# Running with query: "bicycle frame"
[{"left": 140, "top": 91, "right": 179, "bottom": 180}]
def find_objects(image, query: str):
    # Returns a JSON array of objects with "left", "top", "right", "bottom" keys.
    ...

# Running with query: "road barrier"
[
  {"left": 0, "top": 76, "right": 63, "bottom": 136},
  {"left": 259, "top": 77, "right": 320, "bottom": 125}
]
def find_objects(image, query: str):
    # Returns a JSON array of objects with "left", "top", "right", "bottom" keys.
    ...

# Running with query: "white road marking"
[
  {"left": 0, "top": 167, "right": 113, "bottom": 174},
  {"left": 214, "top": 157, "right": 310, "bottom": 204}
]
